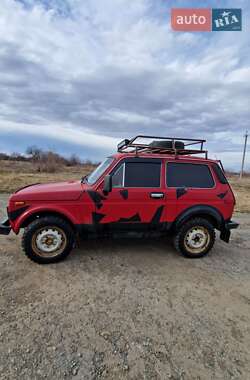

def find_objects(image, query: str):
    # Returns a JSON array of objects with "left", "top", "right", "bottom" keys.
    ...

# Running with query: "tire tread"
[
  {"left": 22, "top": 216, "right": 75, "bottom": 264},
  {"left": 174, "top": 217, "right": 215, "bottom": 258}
]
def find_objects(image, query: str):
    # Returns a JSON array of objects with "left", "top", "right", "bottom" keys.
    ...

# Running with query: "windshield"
[{"left": 87, "top": 157, "right": 114, "bottom": 185}]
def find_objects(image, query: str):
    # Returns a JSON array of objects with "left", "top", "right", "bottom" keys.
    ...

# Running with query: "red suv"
[{"left": 0, "top": 135, "right": 238, "bottom": 264}]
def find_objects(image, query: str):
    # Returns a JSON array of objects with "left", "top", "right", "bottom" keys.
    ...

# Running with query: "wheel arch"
[
  {"left": 17, "top": 208, "right": 77, "bottom": 233},
  {"left": 174, "top": 205, "right": 224, "bottom": 231}
]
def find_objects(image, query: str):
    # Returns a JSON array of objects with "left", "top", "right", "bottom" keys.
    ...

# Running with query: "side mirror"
[{"left": 103, "top": 175, "right": 112, "bottom": 195}]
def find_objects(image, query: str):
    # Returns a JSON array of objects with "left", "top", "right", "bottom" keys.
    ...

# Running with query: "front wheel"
[
  {"left": 22, "top": 216, "right": 75, "bottom": 264},
  {"left": 174, "top": 218, "right": 215, "bottom": 258}
]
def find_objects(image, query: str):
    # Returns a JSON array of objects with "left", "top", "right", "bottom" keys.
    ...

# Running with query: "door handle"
[{"left": 150, "top": 192, "right": 164, "bottom": 199}]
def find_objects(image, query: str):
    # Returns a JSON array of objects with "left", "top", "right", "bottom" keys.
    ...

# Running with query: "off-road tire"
[
  {"left": 22, "top": 216, "right": 75, "bottom": 264},
  {"left": 174, "top": 217, "right": 215, "bottom": 258},
  {"left": 150, "top": 140, "right": 173, "bottom": 149}
]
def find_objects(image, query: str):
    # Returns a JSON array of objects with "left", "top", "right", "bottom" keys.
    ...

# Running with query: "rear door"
[{"left": 95, "top": 158, "right": 166, "bottom": 228}]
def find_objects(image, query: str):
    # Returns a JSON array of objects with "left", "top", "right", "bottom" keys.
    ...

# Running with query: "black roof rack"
[{"left": 117, "top": 135, "right": 208, "bottom": 159}]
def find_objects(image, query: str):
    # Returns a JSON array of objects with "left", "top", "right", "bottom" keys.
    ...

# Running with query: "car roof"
[{"left": 112, "top": 152, "right": 218, "bottom": 164}]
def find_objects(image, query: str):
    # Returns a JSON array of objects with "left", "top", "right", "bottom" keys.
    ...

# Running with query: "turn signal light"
[{"left": 14, "top": 201, "right": 26, "bottom": 207}]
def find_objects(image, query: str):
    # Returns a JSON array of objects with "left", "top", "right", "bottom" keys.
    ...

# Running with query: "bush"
[
  {"left": 1, "top": 146, "right": 93, "bottom": 172},
  {"left": 67, "top": 154, "right": 81, "bottom": 166}
]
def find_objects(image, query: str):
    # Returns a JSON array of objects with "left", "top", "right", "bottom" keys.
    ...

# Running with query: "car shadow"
[{"left": 69, "top": 235, "right": 176, "bottom": 261}]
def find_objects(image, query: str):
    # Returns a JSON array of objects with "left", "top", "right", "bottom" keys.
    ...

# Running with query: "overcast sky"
[{"left": 0, "top": 0, "right": 249, "bottom": 169}]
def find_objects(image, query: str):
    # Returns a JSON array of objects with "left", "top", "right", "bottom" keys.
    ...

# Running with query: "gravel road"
[{"left": 0, "top": 194, "right": 250, "bottom": 380}]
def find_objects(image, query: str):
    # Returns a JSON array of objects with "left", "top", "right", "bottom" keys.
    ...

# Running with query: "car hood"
[{"left": 11, "top": 181, "right": 85, "bottom": 201}]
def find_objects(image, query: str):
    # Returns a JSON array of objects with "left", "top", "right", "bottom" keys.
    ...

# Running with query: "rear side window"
[
  {"left": 167, "top": 163, "right": 214, "bottom": 188},
  {"left": 212, "top": 163, "right": 228, "bottom": 184},
  {"left": 125, "top": 162, "right": 161, "bottom": 187}
]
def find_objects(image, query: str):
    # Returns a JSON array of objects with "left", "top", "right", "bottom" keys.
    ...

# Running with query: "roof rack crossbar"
[{"left": 117, "top": 135, "right": 208, "bottom": 158}]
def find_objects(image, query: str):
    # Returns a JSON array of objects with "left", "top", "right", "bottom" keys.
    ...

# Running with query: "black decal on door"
[
  {"left": 176, "top": 188, "right": 187, "bottom": 199},
  {"left": 117, "top": 213, "right": 141, "bottom": 223},
  {"left": 150, "top": 206, "right": 164, "bottom": 224},
  {"left": 92, "top": 212, "right": 105, "bottom": 223}
]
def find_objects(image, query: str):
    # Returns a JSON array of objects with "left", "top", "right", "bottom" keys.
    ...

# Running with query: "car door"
[{"left": 95, "top": 158, "right": 166, "bottom": 229}]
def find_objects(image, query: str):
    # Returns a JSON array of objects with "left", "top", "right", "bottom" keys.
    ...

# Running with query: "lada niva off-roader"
[{"left": 0, "top": 135, "right": 238, "bottom": 264}]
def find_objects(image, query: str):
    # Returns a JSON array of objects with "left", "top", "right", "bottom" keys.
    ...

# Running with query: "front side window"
[
  {"left": 111, "top": 161, "right": 161, "bottom": 188},
  {"left": 87, "top": 157, "right": 114, "bottom": 184},
  {"left": 166, "top": 162, "right": 214, "bottom": 188},
  {"left": 125, "top": 162, "right": 161, "bottom": 187}
]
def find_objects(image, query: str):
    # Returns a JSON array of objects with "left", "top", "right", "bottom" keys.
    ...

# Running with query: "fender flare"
[
  {"left": 13, "top": 206, "right": 77, "bottom": 234},
  {"left": 174, "top": 205, "right": 224, "bottom": 230}
]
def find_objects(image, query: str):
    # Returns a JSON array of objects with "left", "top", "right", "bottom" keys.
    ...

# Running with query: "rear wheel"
[
  {"left": 174, "top": 218, "right": 215, "bottom": 258},
  {"left": 22, "top": 216, "right": 75, "bottom": 264}
]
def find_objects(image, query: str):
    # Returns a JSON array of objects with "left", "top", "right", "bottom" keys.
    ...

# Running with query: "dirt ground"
[{"left": 0, "top": 193, "right": 250, "bottom": 380}]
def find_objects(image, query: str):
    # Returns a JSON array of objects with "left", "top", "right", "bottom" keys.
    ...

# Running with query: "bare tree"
[{"left": 26, "top": 146, "right": 42, "bottom": 161}]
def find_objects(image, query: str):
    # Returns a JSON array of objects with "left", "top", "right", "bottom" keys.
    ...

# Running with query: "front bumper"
[
  {"left": 220, "top": 220, "right": 239, "bottom": 243},
  {"left": 0, "top": 219, "right": 11, "bottom": 235}
]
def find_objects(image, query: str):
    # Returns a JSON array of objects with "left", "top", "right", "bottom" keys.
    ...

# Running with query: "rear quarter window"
[
  {"left": 166, "top": 162, "right": 215, "bottom": 188},
  {"left": 212, "top": 163, "right": 228, "bottom": 184}
]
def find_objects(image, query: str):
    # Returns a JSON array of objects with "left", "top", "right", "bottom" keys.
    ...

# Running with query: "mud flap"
[
  {"left": 220, "top": 220, "right": 239, "bottom": 243},
  {"left": 0, "top": 219, "right": 11, "bottom": 235},
  {"left": 220, "top": 229, "right": 231, "bottom": 243}
]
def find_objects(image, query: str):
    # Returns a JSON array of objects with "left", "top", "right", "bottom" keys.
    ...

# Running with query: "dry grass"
[
  {"left": 0, "top": 160, "right": 95, "bottom": 193},
  {"left": 0, "top": 160, "right": 249, "bottom": 213},
  {"left": 228, "top": 175, "right": 250, "bottom": 213}
]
